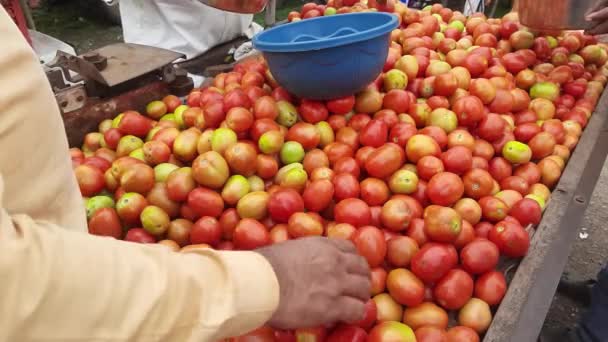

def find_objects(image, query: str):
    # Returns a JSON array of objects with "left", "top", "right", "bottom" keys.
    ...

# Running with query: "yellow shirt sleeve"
[{"left": 0, "top": 7, "right": 279, "bottom": 341}]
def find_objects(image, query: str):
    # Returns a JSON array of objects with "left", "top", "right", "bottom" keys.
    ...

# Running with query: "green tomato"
[
  {"left": 140, "top": 205, "right": 170, "bottom": 235},
  {"left": 86, "top": 196, "right": 115, "bottom": 220},
  {"left": 280, "top": 141, "right": 305, "bottom": 164},
  {"left": 259, "top": 130, "right": 284, "bottom": 155},
  {"left": 129, "top": 148, "right": 146, "bottom": 161},
  {"left": 277, "top": 101, "right": 299, "bottom": 127},
  {"left": 502, "top": 141, "right": 532, "bottom": 164},
  {"left": 112, "top": 113, "right": 124, "bottom": 128},
  {"left": 154, "top": 163, "right": 179, "bottom": 183},
  {"left": 211, "top": 128, "right": 238, "bottom": 155}
]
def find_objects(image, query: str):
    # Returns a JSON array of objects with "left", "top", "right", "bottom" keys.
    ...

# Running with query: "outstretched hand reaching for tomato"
[{"left": 256, "top": 237, "right": 371, "bottom": 329}]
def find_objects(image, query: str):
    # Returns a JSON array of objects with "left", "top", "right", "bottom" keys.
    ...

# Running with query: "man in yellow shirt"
[{"left": 0, "top": 6, "right": 370, "bottom": 341}]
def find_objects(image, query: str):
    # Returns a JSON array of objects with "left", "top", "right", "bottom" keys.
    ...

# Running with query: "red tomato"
[
  {"left": 327, "top": 95, "right": 356, "bottom": 114},
  {"left": 353, "top": 226, "right": 387, "bottom": 268},
  {"left": 424, "top": 205, "right": 463, "bottom": 243},
  {"left": 479, "top": 196, "right": 509, "bottom": 222},
  {"left": 365, "top": 143, "right": 406, "bottom": 179},
  {"left": 333, "top": 173, "right": 361, "bottom": 201},
  {"left": 387, "top": 268, "right": 426, "bottom": 307},
  {"left": 488, "top": 220, "right": 530, "bottom": 258},
  {"left": 354, "top": 299, "right": 378, "bottom": 330},
  {"left": 446, "top": 326, "right": 480, "bottom": 342},
  {"left": 187, "top": 187, "right": 224, "bottom": 218},
  {"left": 88, "top": 208, "right": 122, "bottom": 239},
  {"left": 360, "top": 119, "right": 389, "bottom": 147},
  {"left": 361, "top": 178, "right": 391, "bottom": 206},
  {"left": 475, "top": 271, "right": 507, "bottom": 306},
  {"left": 453, "top": 96, "right": 485, "bottom": 126},
  {"left": 462, "top": 169, "right": 494, "bottom": 199},
  {"left": 299, "top": 99, "right": 329, "bottom": 123},
  {"left": 267, "top": 189, "right": 305, "bottom": 223},
  {"left": 334, "top": 198, "right": 371, "bottom": 227},
  {"left": 381, "top": 198, "right": 414, "bottom": 232},
  {"left": 415, "top": 326, "right": 449, "bottom": 342},
  {"left": 407, "top": 218, "right": 429, "bottom": 247},
  {"left": 488, "top": 157, "right": 513, "bottom": 181},
  {"left": 441, "top": 146, "right": 473, "bottom": 175},
  {"left": 475, "top": 222, "right": 494, "bottom": 238},
  {"left": 302, "top": 179, "right": 334, "bottom": 212},
  {"left": 478, "top": 114, "right": 506, "bottom": 142},
  {"left": 434, "top": 269, "right": 474, "bottom": 310},
  {"left": 509, "top": 198, "right": 542, "bottom": 227},
  {"left": 411, "top": 242, "right": 458, "bottom": 284},
  {"left": 389, "top": 123, "right": 418, "bottom": 147},
  {"left": 460, "top": 238, "right": 500, "bottom": 274},
  {"left": 327, "top": 325, "right": 367, "bottom": 342},
  {"left": 417, "top": 155, "right": 445, "bottom": 181},
  {"left": 233, "top": 218, "right": 271, "bottom": 250},
  {"left": 427, "top": 172, "right": 465, "bottom": 206},
  {"left": 500, "top": 176, "right": 530, "bottom": 195},
  {"left": 125, "top": 228, "right": 156, "bottom": 243},
  {"left": 190, "top": 216, "right": 222, "bottom": 246}
]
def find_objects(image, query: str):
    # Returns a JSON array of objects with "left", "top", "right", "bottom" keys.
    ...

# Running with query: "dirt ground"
[{"left": 27, "top": 0, "right": 608, "bottom": 340}]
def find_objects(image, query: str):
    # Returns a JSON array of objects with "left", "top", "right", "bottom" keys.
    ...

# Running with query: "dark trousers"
[{"left": 576, "top": 265, "right": 608, "bottom": 342}]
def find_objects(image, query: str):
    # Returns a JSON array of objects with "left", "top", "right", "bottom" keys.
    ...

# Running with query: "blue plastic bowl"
[{"left": 252, "top": 12, "right": 399, "bottom": 100}]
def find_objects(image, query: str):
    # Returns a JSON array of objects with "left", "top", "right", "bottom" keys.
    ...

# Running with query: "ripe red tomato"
[
  {"left": 383, "top": 89, "right": 411, "bottom": 113},
  {"left": 381, "top": 198, "right": 414, "bottom": 232},
  {"left": 360, "top": 178, "right": 390, "bottom": 206},
  {"left": 233, "top": 218, "right": 271, "bottom": 250},
  {"left": 446, "top": 326, "right": 480, "bottom": 342},
  {"left": 434, "top": 269, "right": 474, "bottom": 310},
  {"left": 389, "top": 122, "right": 417, "bottom": 147},
  {"left": 441, "top": 146, "right": 473, "bottom": 175},
  {"left": 427, "top": 172, "right": 465, "bottom": 206},
  {"left": 478, "top": 114, "right": 506, "bottom": 142},
  {"left": 334, "top": 198, "right": 371, "bottom": 227},
  {"left": 489, "top": 220, "right": 530, "bottom": 257},
  {"left": 509, "top": 198, "right": 542, "bottom": 227},
  {"left": 462, "top": 169, "right": 494, "bottom": 199},
  {"left": 488, "top": 157, "right": 513, "bottom": 181},
  {"left": 411, "top": 242, "right": 458, "bottom": 284},
  {"left": 354, "top": 299, "right": 378, "bottom": 330},
  {"left": 125, "top": 228, "right": 156, "bottom": 243},
  {"left": 387, "top": 268, "right": 425, "bottom": 307},
  {"left": 187, "top": 187, "right": 224, "bottom": 218},
  {"left": 475, "top": 271, "right": 507, "bottom": 306},
  {"left": 299, "top": 99, "right": 329, "bottom": 123},
  {"left": 327, "top": 325, "right": 367, "bottom": 342},
  {"left": 303, "top": 179, "right": 334, "bottom": 212},
  {"left": 88, "top": 208, "right": 122, "bottom": 239},
  {"left": 327, "top": 95, "right": 356, "bottom": 114},
  {"left": 479, "top": 196, "right": 509, "bottom": 222},
  {"left": 360, "top": 119, "right": 389, "bottom": 147},
  {"left": 190, "top": 216, "right": 222, "bottom": 246},
  {"left": 452, "top": 96, "right": 485, "bottom": 127},
  {"left": 353, "top": 225, "right": 387, "bottom": 267},
  {"left": 417, "top": 155, "right": 445, "bottom": 181},
  {"left": 267, "top": 189, "right": 305, "bottom": 223},
  {"left": 333, "top": 173, "right": 361, "bottom": 201},
  {"left": 460, "top": 238, "right": 500, "bottom": 274},
  {"left": 424, "top": 205, "right": 463, "bottom": 243},
  {"left": 365, "top": 143, "right": 406, "bottom": 179}
]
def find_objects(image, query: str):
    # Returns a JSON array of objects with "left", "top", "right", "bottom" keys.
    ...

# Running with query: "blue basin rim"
[{"left": 253, "top": 12, "right": 399, "bottom": 53}]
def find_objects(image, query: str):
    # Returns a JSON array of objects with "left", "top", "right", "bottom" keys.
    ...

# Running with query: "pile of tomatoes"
[{"left": 71, "top": 1, "right": 608, "bottom": 341}]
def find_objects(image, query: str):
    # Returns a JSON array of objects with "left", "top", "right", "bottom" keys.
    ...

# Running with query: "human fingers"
[
  {"left": 330, "top": 296, "right": 367, "bottom": 324},
  {"left": 341, "top": 274, "right": 372, "bottom": 301},
  {"left": 342, "top": 253, "right": 371, "bottom": 277},
  {"left": 587, "top": 20, "right": 608, "bottom": 35},
  {"left": 327, "top": 237, "right": 358, "bottom": 254},
  {"left": 586, "top": 5, "right": 608, "bottom": 21}
]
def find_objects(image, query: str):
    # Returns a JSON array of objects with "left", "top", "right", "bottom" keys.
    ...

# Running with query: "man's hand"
[
  {"left": 256, "top": 237, "right": 371, "bottom": 330},
  {"left": 586, "top": 0, "right": 608, "bottom": 35}
]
